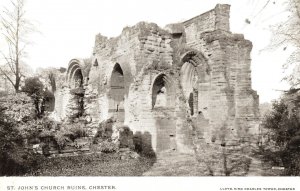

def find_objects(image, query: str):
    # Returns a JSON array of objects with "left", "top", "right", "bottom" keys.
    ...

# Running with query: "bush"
[
  {"left": 62, "top": 122, "right": 88, "bottom": 140},
  {"left": 0, "top": 105, "right": 39, "bottom": 175},
  {"left": 0, "top": 93, "right": 35, "bottom": 122},
  {"left": 96, "top": 140, "right": 118, "bottom": 153},
  {"left": 93, "top": 117, "right": 115, "bottom": 143},
  {"left": 52, "top": 122, "right": 88, "bottom": 150},
  {"left": 22, "top": 77, "right": 45, "bottom": 118},
  {"left": 69, "top": 123, "right": 88, "bottom": 139},
  {"left": 261, "top": 95, "right": 300, "bottom": 175},
  {"left": 54, "top": 131, "right": 71, "bottom": 151}
]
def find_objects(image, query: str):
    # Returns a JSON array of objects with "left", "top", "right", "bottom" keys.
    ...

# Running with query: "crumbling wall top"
[
  {"left": 93, "top": 21, "right": 171, "bottom": 56},
  {"left": 182, "top": 4, "right": 230, "bottom": 33}
]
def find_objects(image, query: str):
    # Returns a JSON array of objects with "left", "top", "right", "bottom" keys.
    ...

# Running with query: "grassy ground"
[
  {"left": 21, "top": 150, "right": 281, "bottom": 176},
  {"left": 25, "top": 153, "right": 156, "bottom": 176},
  {"left": 143, "top": 151, "right": 209, "bottom": 176},
  {"left": 143, "top": 150, "right": 282, "bottom": 176}
]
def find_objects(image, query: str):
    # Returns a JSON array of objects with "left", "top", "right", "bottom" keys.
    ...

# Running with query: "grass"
[
  {"left": 143, "top": 151, "right": 209, "bottom": 176},
  {"left": 25, "top": 152, "right": 156, "bottom": 176}
]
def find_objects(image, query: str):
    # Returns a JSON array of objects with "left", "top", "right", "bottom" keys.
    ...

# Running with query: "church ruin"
[{"left": 53, "top": 4, "right": 259, "bottom": 153}]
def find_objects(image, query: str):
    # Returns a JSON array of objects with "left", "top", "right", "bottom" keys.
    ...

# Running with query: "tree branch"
[{"left": 0, "top": 66, "right": 15, "bottom": 88}]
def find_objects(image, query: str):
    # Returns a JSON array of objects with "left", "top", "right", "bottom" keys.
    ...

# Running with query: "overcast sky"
[{"left": 0, "top": 0, "right": 291, "bottom": 103}]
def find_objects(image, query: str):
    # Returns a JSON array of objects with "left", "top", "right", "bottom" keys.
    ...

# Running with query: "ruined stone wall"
[
  {"left": 54, "top": 4, "right": 259, "bottom": 153},
  {"left": 53, "top": 87, "right": 70, "bottom": 120},
  {"left": 198, "top": 31, "right": 259, "bottom": 143},
  {"left": 177, "top": 4, "right": 259, "bottom": 145},
  {"left": 87, "top": 22, "right": 176, "bottom": 152},
  {"left": 183, "top": 4, "right": 230, "bottom": 48},
  {"left": 88, "top": 27, "right": 139, "bottom": 122}
]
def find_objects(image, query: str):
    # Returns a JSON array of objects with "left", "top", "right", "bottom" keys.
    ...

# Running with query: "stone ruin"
[{"left": 53, "top": 4, "right": 260, "bottom": 153}]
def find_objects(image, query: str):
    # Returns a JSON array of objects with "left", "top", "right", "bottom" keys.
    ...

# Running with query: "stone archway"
[
  {"left": 67, "top": 60, "right": 85, "bottom": 89},
  {"left": 180, "top": 50, "right": 209, "bottom": 116},
  {"left": 181, "top": 61, "right": 199, "bottom": 115},
  {"left": 73, "top": 69, "right": 83, "bottom": 88},
  {"left": 151, "top": 73, "right": 176, "bottom": 151},
  {"left": 152, "top": 73, "right": 174, "bottom": 109},
  {"left": 108, "top": 63, "right": 125, "bottom": 122},
  {"left": 66, "top": 60, "right": 86, "bottom": 119}
]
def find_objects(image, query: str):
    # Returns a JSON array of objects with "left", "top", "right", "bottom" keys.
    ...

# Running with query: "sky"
[{"left": 0, "top": 0, "right": 291, "bottom": 103}]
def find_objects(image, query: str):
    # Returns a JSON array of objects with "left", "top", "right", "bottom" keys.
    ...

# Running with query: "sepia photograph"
[{"left": 0, "top": 0, "right": 299, "bottom": 189}]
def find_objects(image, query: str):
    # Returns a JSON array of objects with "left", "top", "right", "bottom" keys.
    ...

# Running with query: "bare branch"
[
  {"left": 0, "top": 66, "right": 16, "bottom": 87},
  {"left": 0, "top": 0, "right": 35, "bottom": 92},
  {"left": 253, "top": 0, "right": 272, "bottom": 19}
]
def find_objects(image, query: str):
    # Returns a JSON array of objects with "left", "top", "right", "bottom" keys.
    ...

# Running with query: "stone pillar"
[{"left": 214, "top": 4, "right": 230, "bottom": 31}]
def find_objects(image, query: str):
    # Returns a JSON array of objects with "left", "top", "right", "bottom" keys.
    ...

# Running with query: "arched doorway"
[
  {"left": 66, "top": 60, "right": 85, "bottom": 119},
  {"left": 180, "top": 50, "right": 210, "bottom": 116},
  {"left": 152, "top": 74, "right": 168, "bottom": 109},
  {"left": 67, "top": 60, "right": 85, "bottom": 89},
  {"left": 180, "top": 61, "right": 199, "bottom": 116},
  {"left": 108, "top": 63, "right": 125, "bottom": 122},
  {"left": 72, "top": 69, "right": 83, "bottom": 88},
  {"left": 151, "top": 73, "right": 176, "bottom": 151}
]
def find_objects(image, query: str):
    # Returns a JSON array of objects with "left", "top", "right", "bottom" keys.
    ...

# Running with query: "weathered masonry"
[{"left": 54, "top": 4, "right": 259, "bottom": 153}]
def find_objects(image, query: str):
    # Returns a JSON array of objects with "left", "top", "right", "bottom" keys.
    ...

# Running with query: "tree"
[
  {"left": 22, "top": 77, "right": 54, "bottom": 118},
  {"left": 0, "top": 0, "right": 34, "bottom": 92},
  {"left": 249, "top": 0, "right": 300, "bottom": 87},
  {"left": 35, "top": 67, "right": 67, "bottom": 93},
  {"left": 0, "top": 95, "right": 41, "bottom": 176},
  {"left": 261, "top": 90, "right": 300, "bottom": 175},
  {"left": 267, "top": 0, "right": 300, "bottom": 87},
  {"left": 243, "top": 0, "right": 299, "bottom": 87}
]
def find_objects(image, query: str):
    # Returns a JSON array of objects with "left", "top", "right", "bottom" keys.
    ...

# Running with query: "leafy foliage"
[
  {"left": 93, "top": 117, "right": 115, "bottom": 144},
  {"left": 261, "top": 90, "right": 300, "bottom": 175},
  {"left": 22, "top": 77, "right": 55, "bottom": 118},
  {"left": 0, "top": 93, "right": 35, "bottom": 122},
  {"left": 0, "top": 104, "right": 39, "bottom": 176},
  {"left": 35, "top": 67, "right": 67, "bottom": 92},
  {"left": 95, "top": 140, "right": 118, "bottom": 153},
  {"left": 52, "top": 122, "right": 88, "bottom": 150}
]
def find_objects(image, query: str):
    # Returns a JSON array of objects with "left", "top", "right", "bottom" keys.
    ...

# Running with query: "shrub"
[
  {"left": 62, "top": 122, "right": 88, "bottom": 140},
  {"left": 19, "top": 117, "right": 58, "bottom": 142},
  {"left": 21, "top": 77, "right": 56, "bottom": 117},
  {"left": 54, "top": 131, "right": 71, "bottom": 151},
  {"left": 133, "top": 131, "right": 156, "bottom": 157},
  {"left": 0, "top": 90, "right": 8, "bottom": 97},
  {"left": 0, "top": 93, "right": 35, "bottom": 122},
  {"left": 93, "top": 117, "right": 115, "bottom": 143},
  {"left": 51, "top": 122, "right": 88, "bottom": 150},
  {"left": 69, "top": 123, "right": 88, "bottom": 140},
  {"left": 22, "top": 77, "right": 45, "bottom": 118},
  {"left": 0, "top": 105, "right": 39, "bottom": 175},
  {"left": 261, "top": 93, "right": 300, "bottom": 175},
  {"left": 97, "top": 140, "right": 118, "bottom": 153}
]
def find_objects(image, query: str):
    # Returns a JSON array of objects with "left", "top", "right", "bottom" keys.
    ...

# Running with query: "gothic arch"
[
  {"left": 151, "top": 73, "right": 175, "bottom": 109},
  {"left": 180, "top": 50, "right": 210, "bottom": 115},
  {"left": 67, "top": 59, "right": 87, "bottom": 89},
  {"left": 108, "top": 63, "right": 125, "bottom": 122}
]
